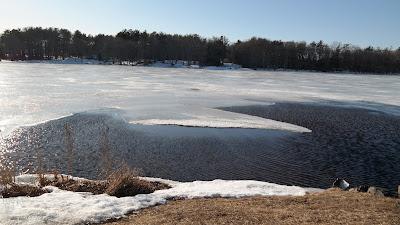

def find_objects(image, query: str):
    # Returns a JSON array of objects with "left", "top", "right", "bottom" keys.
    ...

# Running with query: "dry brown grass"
[
  {"left": 105, "top": 165, "right": 169, "bottom": 197},
  {"left": 103, "top": 189, "right": 400, "bottom": 225},
  {"left": 45, "top": 177, "right": 108, "bottom": 194},
  {"left": 0, "top": 162, "right": 48, "bottom": 198},
  {"left": 38, "top": 166, "right": 169, "bottom": 197},
  {"left": 1, "top": 183, "right": 48, "bottom": 198},
  {"left": 1, "top": 170, "right": 169, "bottom": 198},
  {"left": 0, "top": 166, "right": 15, "bottom": 185}
]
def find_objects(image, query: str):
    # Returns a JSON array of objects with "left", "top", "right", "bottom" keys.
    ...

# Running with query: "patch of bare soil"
[{"left": 103, "top": 189, "right": 400, "bottom": 225}]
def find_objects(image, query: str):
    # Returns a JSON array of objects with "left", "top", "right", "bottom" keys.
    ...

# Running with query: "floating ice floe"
[{"left": 130, "top": 108, "right": 311, "bottom": 133}]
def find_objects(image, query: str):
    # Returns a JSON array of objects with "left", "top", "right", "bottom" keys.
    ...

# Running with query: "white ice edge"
[
  {"left": 1, "top": 174, "right": 322, "bottom": 225},
  {"left": 129, "top": 109, "right": 311, "bottom": 133}
]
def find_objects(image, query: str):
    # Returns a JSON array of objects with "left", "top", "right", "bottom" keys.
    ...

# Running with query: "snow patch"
[
  {"left": 0, "top": 176, "right": 321, "bottom": 225},
  {"left": 14, "top": 174, "right": 86, "bottom": 186}
]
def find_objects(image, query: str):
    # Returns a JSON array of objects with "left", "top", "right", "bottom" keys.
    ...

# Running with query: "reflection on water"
[
  {"left": 1, "top": 103, "right": 400, "bottom": 194},
  {"left": 0, "top": 112, "right": 292, "bottom": 181}
]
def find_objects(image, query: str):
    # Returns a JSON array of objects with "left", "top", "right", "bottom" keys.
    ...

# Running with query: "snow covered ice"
[{"left": 1, "top": 62, "right": 400, "bottom": 136}]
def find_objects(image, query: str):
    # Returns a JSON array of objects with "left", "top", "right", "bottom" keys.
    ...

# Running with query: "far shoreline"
[{"left": 1, "top": 58, "right": 399, "bottom": 76}]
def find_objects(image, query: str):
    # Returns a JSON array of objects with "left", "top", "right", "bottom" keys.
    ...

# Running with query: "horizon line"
[{"left": 1, "top": 26, "right": 398, "bottom": 50}]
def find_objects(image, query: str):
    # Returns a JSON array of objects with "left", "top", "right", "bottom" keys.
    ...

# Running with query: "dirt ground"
[{"left": 102, "top": 189, "right": 400, "bottom": 225}]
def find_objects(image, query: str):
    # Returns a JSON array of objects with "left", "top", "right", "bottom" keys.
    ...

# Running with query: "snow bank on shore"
[{"left": 0, "top": 175, "right": 320, "bottom": 225}]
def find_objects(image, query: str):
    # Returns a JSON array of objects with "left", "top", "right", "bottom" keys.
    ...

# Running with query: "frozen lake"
[
  {"left": 1, "top": 62, "right": 400, "bottom": 135},
  {"left": 0, "top": 62, "right": 399, "bottom": 192}
]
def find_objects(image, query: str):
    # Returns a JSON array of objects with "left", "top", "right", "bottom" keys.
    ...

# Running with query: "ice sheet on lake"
[
  {"left": 0, "top": 63, "right": 400, "bottom": 135},
  {"left": 0, "top": 175, "right": 320, "bottom": 225}
]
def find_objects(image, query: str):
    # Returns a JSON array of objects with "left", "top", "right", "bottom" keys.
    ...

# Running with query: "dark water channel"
[{"left": 1, "top": 102, "right": 399, "bottom": 194}]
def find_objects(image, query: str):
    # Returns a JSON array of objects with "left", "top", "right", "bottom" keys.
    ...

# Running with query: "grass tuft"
[
  {"left": 0, "top": 166, "right": 15, "bottom": 185},
  {"left": 64, "top": 123, "right": 74, "bottom": 176},
  {"left": 105, "top": 164, "right": 157, "bottom": 197}
]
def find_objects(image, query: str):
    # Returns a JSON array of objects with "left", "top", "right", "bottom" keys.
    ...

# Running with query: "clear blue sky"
[{"left": 0, "top": 0, "right": 399, "bottom": 48}]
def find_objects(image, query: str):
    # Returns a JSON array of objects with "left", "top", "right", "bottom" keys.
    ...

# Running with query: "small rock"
[
  {"left": 356, "top": 185, "right": 369, "bottom": 192},
  {"left": 348, "top": 186, "right": 368, "bottom": 193},
  {"left": 367, "top": 187, "right": 384, "bottom": 197},
  {"left": 398, "top": 185, "right": 400, "bottom": 198},
  {"left": 332, "top": 178, "right": 350, "bottom": 190}
]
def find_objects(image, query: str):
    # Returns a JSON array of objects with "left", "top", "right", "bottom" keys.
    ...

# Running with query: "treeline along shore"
[{"left": 1, "top": 27, "right": 399, "bottom": 74}]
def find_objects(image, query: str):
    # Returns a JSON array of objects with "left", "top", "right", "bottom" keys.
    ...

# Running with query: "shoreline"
[
  {"left": 2, "top": 59, "right": 399, "bottom": 76},
  {"left": 101, "top": 189, "right": 400, "bottom": 225},
  {"left": 1, "top": 174, "right": 323, "bottom": 225},
  {"left": 2, "top": 173, "right": 398, "bottom": 225}
]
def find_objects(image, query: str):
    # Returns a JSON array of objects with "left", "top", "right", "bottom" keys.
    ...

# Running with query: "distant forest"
[{"left": 1, "top": 27, "right": 399, "bottom": 74}]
